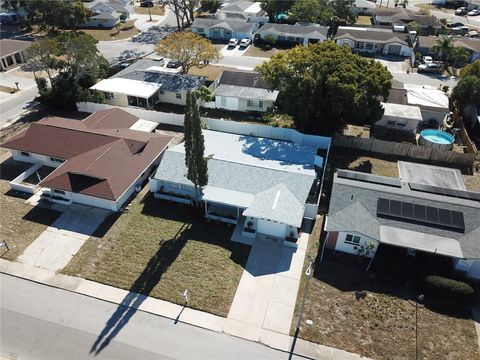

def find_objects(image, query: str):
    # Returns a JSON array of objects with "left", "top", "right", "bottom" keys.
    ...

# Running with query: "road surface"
[
  {"left": 0, "top": 274, "right": 297, "bottom": 360},
  {"left": 0, "top": 86, "right": 38, "bottom": 128}
]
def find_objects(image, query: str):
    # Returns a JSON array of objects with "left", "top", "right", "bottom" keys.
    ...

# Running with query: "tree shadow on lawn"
[{"left": 90, "top": 221, "right": 190, "bottom": 356}]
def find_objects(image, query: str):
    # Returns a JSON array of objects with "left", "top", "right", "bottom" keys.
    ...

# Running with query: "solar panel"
[
  {"left": 409, "top": 182, "right": 480, "bottom": 202},
  {"left": 337, "top": 170, "right": 401, "bottom": 188},
  {"left": 376, "top": 198, "right": 465, "bottom": 232}
]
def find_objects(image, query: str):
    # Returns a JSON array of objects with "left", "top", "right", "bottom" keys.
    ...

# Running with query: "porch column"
[
  {"left": 237, "top": 207, "right": 239, "bottom": 219},
  {"left": 204, "top": 200, "right": 208, "bottom": 216}
]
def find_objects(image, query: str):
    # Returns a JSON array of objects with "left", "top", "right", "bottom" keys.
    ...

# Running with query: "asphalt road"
[
  {"left": 0, "top": 274, "right": 294, "bottom": 360},
  {"left": 0, "top": 86, "right": 38, "bottom": 128}
]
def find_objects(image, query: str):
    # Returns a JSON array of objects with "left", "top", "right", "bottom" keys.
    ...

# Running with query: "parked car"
[
  {"left": 239, "top": 38, "right": 251, "bottom": 48},
  {"left": 423, "top": 56, "right": 433, "bottom": 64},
  {"left": 468, "top": 9, "right": 480, "bottom": 16},
  {"left": 140, "top": 1, "right": 154, "bottom": 7},
  {"left": 228, "top": 38, "right": 239, "bottom": 47},
  {"left": 151, "top": 56, "right": 165, "bottom": 66},
  {"left": 167, "top": 60, "right": 181, "bottom": 69},
  {"left": 418, "top": 63, "right": 442, "bottom": 74},
  {"left": 447, "top": 22, "right": 465, "bottom": 28},
  {"left": 455, "top": 7, "right": 467, "bottom": 15}
]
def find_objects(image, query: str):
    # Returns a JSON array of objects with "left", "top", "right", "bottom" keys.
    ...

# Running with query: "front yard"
[
  {"left": 62, "top": 190, "right": 250, "bottom": 317},
  {"left": 78, "top": 20, "right": 139, "bottom": 41},
  {"left": 290, "top": 217, "right": 480, "bottom": 360}
]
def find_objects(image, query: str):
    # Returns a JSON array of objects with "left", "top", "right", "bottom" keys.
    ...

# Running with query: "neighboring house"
[
  {"left": 218, "top": 1, "right": 267, "bottom": 23},
  {"left": 256, "top": 23, "right": 329, "bottom": 46},
  {"left": 80, "top": 0, "right": 132, "bottom": 27},
  {"left": 415, "top": 35, "right": 439, "bottom": 57},
  {"left": 1, "top": 108, "right": 172, "bottom": 211},
  {"left": 335, "top": 26, "right": 414, "bottom": 57},
  {"left": 416, "top": 36, "right": 480, "bottom": 63},
  {"left": 83, "top": 10, "right": 121, "bottom": 28},
  {"left": 373, "top": 7, "right": 443, "bottom": 35},
  {"left": 0, "top": 39, "right": 31, "bottom": 71},
  {"left": 90, "top": 0, "right": 131, "bottom": 20},
  {"left": 90, "top": 60, "right": 205, "bottom": 108},
  {"left": 150, "top": 129, "right": 330, "bottom": 246},
  {"left": 454, "top": 38, "right": 480, "bottom": 62},
  {"left": 208, "top": 70, "right": 279, "bottom": 113},
  {"left": 323, "top": 165, "right": 480, "bottom": 280},
  {"left": 191, "top": 18, "right": 258, "bottom": 41},
  {"left": 387, "top": 82, "right": 450, "bottom": 126},
  {"left": 373, "top": 102, "right": 423, "bottom": 143},
  {"left": 351, "top": 0, "right": 376, "bottom": 15}
]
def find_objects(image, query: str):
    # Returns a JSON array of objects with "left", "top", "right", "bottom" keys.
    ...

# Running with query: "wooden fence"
[{"left": 333, "top": 135, "right": 477, "bottom": 168}]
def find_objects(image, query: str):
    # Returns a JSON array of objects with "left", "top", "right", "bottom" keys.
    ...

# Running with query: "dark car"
[
  {"left": 447, "top": 22, "right": 465, "bottom": 28},
  {"left": 167, "top": 60, "right": 181, "bottom": 69},
  {"left": 140, "top": 1, "right": 154, "bottom": 7}
]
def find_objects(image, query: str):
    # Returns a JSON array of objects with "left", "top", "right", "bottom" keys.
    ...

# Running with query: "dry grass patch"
[
  {"left": 78, "top": 20, "right": 139, "bottom": 41},
  {"left": 244, "top": 45, "right": 281, "bottom": 58},
  {"left": 189, "top": 65, "right": 231, "bottom": 81},
  {"left": 291, "top": 218, "right": 480, "bottom": 360},
  {"left": 62, "top": 192, "right": 250, "bottom": 317},
  {"left": 331, "top": 148, "right": 399, "bottom": 178},
  {"left": 134, "top": 5, "right": 165, "bottom": 16},
  {"left": 355, "top": 15, "right": 372, "bottom": 26}
]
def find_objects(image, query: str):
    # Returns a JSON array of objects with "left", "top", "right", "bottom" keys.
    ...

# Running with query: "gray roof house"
[
  {"left": 335, "top": 26, "right": 413, "bottom": 57},
  {"left": 150, "top": 129, "right": 331, "bottom": 247},
  {"left": 208, "top": 70, "right": 279, "bottom": 113},
  {"left": 323, "top": 166, "right": 480, "bottom": 280},
  {"left": 256, "top": 23, "right": 329, "bottom": 46},
  {"left": 191, "top": 18, "right": 259, "bottom": 40},
  {"left": 218, "top": 1, "right": 265, "bottom": 21},
  {"left": 90, "top": 59, "right": 205, "bottom": 108},
  {"left": 373, "top": 102, "right": 424, "bottom": 143}
]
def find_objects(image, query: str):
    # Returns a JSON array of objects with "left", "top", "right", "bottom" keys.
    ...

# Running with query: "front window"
[
  {"left": 53, "top": 189, "right": 66, "bottom": 195},
  {"left": 50, "top": 157, "right": 64, "bottom": 163},
  {"left": 104, "top": 92, "right": 115, "bottom": 100},
  {"left": 345, "top": 234, "right": 361, "bottom": 244},
  {"left": 220, "top": 96, "right": 227, "bottom": 106},
  {"left": 176, "top": 93, "right": 182, "bottom": 99},
  {"left": 197, "top": 27, "right": 204, "bottom": 33},
  {"left": 247, "top": 99, "right": 263, "bottom": 108},
  {"left": 20, "top": 151, "right": 30, "bottom": 157}
]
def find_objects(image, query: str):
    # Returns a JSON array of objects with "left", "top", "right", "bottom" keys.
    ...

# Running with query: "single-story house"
[
  {"left": 150, "top": 129, "right": 330, "bottom": 246},
  {"left": 208, "top": 70, "right": 279, "bottom": 112},
  {"left": 0, "top": 39, "right": 31, "bottom": 71},
  {"left": 191, "top": 18, "right": 259, "bottom": 41},
  {"left": 218, "top": 1, "right": 267, "bottom": 23},
  {"left": 387, "top": 83, "right": 450, "bottom": 126},
  {"left": 256, "top": 23, "right": 329, "bottom": 46},
  {"left": 1, "top": 108, "right": 172, "bottom": 211},
  {"left": 454, "top": 38, "right": 480, "bottom": 62},
  {"left": 90, "top": 60, "right": 205, "bottom": 108},
  {"left": 351, "top": 0, "right": 376, "bottom": 15},
  {"left": 417, "top": 36, "right": 480, "bottom": 62},
  {"left": 323, "top": 165, "right": 480, "bottom": 280},
  {"left": 82, "top": 10, "right": 121, "bottom": 28},
  {"left": 84, "top": 0, "right": 132, "bottom": 19},
  {"left": 373, "top": 7, "right": 414, "bottom": 26},
  {"left": 373, "top": 102, "right": 423, "bottom": 143},
  {"left": 415, "top": 35, "right": 439, "bottom": 57},
  {"left": 335, "top": 26, "right": 413, "bottom": 57}
]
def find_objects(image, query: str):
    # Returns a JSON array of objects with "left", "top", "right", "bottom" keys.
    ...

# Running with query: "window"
[
  {"left": 159, "top": 90, "right": 165, "bottom": 95},
  {"left": 220, "top": 96, "right": 227, "bottom": 106},
  {"left": 197, "top": 27, "right": 204, "bottom": 33},
  {"left": 345, "top": 234, "right": 361, "bottom": 244},
  {"left": 104, "top": 92, "right": 115, "bottom": 100},
  {"left": 50, "top": 157, "right": 64, "bottom": 163},
  {"left": 247, "top": 99, "right": 264, "bottom": 108},
  {"left": 176, "top": 93, "right": 182, "bottom": 99},
  {"left": 53, "top": 189, "right": 66, "bottom": 195},
  {"left": 20, "top": 151, "right": 30, "bottom": 157}
]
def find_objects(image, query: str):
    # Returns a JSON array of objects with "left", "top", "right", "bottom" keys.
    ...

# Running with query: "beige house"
[{"left": 0, "top": 39, "right": 32, "bottom": 71}]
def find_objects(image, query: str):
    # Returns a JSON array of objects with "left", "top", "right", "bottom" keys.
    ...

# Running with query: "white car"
[
  {"left": 239, "top": 38, "right": 251, "bottom": 48},
  {"left": 423, "top": 56, "right": 433, "bottom": 64},
  {"left": 228, "top": 38, "right": 239, "bottom": 47},
  {"left": 455, "top": 7, "right": 467, "bottom": 15},
  {"left": 468, "top": 9, "right": 480, "bottom": 16}
]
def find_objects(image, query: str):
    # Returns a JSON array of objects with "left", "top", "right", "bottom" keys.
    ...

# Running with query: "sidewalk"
[{"left": 0, "top": 257, "right": 369, "bottom": 360}]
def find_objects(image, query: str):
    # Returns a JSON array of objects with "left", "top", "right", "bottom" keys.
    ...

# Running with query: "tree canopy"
[
  {"left": 452, "top": 76, "right": 480, "bottom": 106},
  {"left": 6, "top": 0, "right": 90, "bottom": 31},
  {"left": 155, "top": 31, "right": 220, "bottom": 74},
  {"left": 260, "top": 0, "right": 294, "bottom": 23},
  {"left": 290, "top": 0, "right": 356, "bottom": 26},
  {"left": 460, "top": 60, "right": 480, "bottom": 78},
  {"left": 258, "top": 42, "right": 392, "bottom": 135}
]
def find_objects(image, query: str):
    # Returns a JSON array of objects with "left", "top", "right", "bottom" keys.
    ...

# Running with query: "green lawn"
[{"left": 62, "top": 191, "right": 250, "bottom": 317}]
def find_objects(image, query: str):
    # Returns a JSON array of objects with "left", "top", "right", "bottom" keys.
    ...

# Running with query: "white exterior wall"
[
  {"left": 11, "top": 150, "right": 64, "bottom": 168},
  {"left": 257, "top": 219, "right": 287, "bottom": 238},
  {"left": 69, "top": 191, "right": 117, "bottom": 211},
  {"left": 454, "top": 258, "right": 480, "bottom": 280},
  {"left": 334, "top": 231, "right": 379, "bottom": 258},
  {"left": 159, "top": 91, "right": 188, "bottom": 105},
  {"left": 83, "top": 17, "right": 119, "bottom": 28},
  {"left": 215, "top": 96, "right": 239, "bottom": 111},
  {"left": 336, "top": 38, "right": 356, "bottom": 48}
]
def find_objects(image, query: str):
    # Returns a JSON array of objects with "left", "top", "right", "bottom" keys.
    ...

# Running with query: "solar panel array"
[
  {"left": 409, "top": 182, "right": 480, "bottom": 202},
  {"left": 377, "top": 198, "right": 465, "bottom": 232},
  {"left": 337, "top": 170, "right": 402, "bottom": 188}
]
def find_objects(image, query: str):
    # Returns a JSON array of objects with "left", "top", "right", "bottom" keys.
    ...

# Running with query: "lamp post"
[{"left": 415, "top": 294, "right": 424, "bottom": 360}]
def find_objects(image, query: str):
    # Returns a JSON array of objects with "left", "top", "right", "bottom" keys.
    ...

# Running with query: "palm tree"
[{"left": 432, "top": 36, "right": 454, "bottom": 63}]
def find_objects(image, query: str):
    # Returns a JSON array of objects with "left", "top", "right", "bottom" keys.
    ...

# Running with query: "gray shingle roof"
[
  {"left": 335, "top": 27, "right": 410, "bottom": 46},
  {"left": 243, "top": 184, "right": 305, "bottom": 227},
  {"left": 257, "top": 23, "right": 329, "bottom": 38},
  {"left": 219, "top": 70, "right": 269, "bottom": 89},
  {"left": 191, "top": 18, "right": 256, "bottom": 33},
  {"left": 221, "top": 1, "right": 255, "bottom": 12},
  {"left": 326, "top": 173, "right": 480, "bottom": 258},
  {"left": 116, "top": 70, "right": 205, "bottom": 92}
]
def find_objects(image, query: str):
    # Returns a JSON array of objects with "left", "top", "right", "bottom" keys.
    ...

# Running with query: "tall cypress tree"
[
  {"left": 185, "top": 92, "right": 208, "bottom": 204},
  {"left": 184, "top": 91, "right": 193, "bottom": 170}
]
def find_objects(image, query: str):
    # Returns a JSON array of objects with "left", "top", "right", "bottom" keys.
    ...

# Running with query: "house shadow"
[
  {"left": 90, "top": 221, "right": 190, "bottom": 356},
  {"left": 245, "top": 236, "right": 295, "bottom": 277}
]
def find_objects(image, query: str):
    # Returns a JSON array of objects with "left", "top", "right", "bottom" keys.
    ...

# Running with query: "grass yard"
[
  {"left": 134, "top": 5, "right": 165, "bottom": 16},
  {"left": 0, "top": 157, "right": 61, "bottom": 260},
  {"left": 78, "top": 20, "right": 139, "bottom": 41},
  {"left": 355, "top": 15, "right": 372, "bottom": 26},
  {"left": 330, "top": 148, "right": 400, "bottom": 178},
  {"left": 62, "top": 191, "right": 250, "bottom": 317},
  {"left": 189, "top": 65, "right": 230, "bottom": 81},
  {"left": 244, "top": 45, "right": 281, "bottom": 58},
  {"left": 291, "top": 217, "right": 480, "bottom": 360}
]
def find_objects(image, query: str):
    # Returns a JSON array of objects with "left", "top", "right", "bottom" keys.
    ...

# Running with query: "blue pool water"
[{"left": 420, "top": 130, "right": 454, "bottom": 145}]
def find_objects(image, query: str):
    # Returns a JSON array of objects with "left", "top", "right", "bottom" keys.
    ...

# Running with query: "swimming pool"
[{"left": 419, "top": 129, "right": 454, "bottom": 150}]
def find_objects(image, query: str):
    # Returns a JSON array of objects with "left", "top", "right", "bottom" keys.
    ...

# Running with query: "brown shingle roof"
[
  {"left": 0, "top": 39, "right": 32, "bottom": 58},
  {"left": 1, "top": 108, "right": 172, "bottom": 201}
]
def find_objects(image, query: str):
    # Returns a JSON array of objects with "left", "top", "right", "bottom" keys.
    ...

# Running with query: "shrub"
[
  {"left": 201, "top": 0, "right": 220, "bottom": 12},
  {"left": 424, "top": 275, "right": 475, "bottom": 304}
]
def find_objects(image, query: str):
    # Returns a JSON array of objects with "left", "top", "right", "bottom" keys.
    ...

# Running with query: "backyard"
[
  {"left": 62, "top": 190, "right": 250, "bottom": 317},
  {"left": 290, "top": 217, "right": 480, "bottom": 360},
  {"left": 330, "top": 148, "right": 400, "bottom": 178}
]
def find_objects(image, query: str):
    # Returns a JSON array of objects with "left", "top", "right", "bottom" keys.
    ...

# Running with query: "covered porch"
[{"left": 202, "top": 186, "right": 253, "bottom": 225}]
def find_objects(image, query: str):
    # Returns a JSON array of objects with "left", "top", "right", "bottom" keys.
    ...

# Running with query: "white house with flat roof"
[{"left": 150, "top": 129, "right": 330, "bottom": 247}]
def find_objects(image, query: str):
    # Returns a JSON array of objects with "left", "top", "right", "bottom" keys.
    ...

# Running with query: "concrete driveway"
[
  {"left": 220, "top": 44, "right": 249, "bottom": 57},
  {"left": 18, "top": 204, "right": 110, "bottom": 271},
  {"left": 375, "top": 57, "right": 409, "bottom": 73}
]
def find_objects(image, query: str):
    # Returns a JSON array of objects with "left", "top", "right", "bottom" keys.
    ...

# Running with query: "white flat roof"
[
  {"left": 90, "top": 78, "right": 162, "bottom": 98},
  {"left": 382, "top": 102, "right": 423, "bottom": 121},
  {"left": 404, "top": 85, "right": 449, "bottom": 109},
  {"left": 398, "top": 161, "right": 466, "bottom": 190},
  {"left": 129, "top": 119, "right": 158, "bottom": 132}
]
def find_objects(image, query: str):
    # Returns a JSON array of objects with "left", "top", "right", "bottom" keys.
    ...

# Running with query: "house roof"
[
  {"left": 417, "top": 35, "right": 439, "bottom": 49},
  {"left": 373, "top": 7, "right": 414, "bottom": 24},
  {"left": 2, "top": 108, "right": 172, "bottom": 201},
  {"left": 455, "top": 38, "right": 480, "bottom": 53},
  {"left": 411, "top": 14, "right": 443, "bottom": 28},
  {"left": 215, "top": 84, "right": 279, "bottom": 101},
  {"left": 325, "top": 170, "right": 480, "bottom": 258},
  {"left": 219, "top": 70, "right": 269, "bottom": 89},
  {"left": 0, "top": 39, "right": 32, "bottom": 58},
  {"left": 221, "top": 1, "right": 261, "bottom": 14},
  {"left": 91, "top": 11, "right": 120, "bottom": 20},
  {"left": 404, "top": 85, "right": 449, "bottom": 110},
  {"left": 91, "top": 78, "right": 162, "bottom": 98},
  {"left": 153, "top": 130, "right": 317, "bottom": 210},
  {"left": 243, "top": 184, "right": 305, "bottom": 227},
  {"left": 116, "top": 70, "right": 205, "bottom": 93},
  {"left": 376, "top": 102, "right": 423, "bottom": 129},
  {"left": 354, "top": 0, "right": 376, "bottom": 9},
  {"left": 335, "top": 26, "right": 409, "bottom": 46},
  {"left": 257, "top": 23, "right": 329, "bottom": 39},
  {"left": 191, "top": 18, "right": 256, "bottom": 33}
]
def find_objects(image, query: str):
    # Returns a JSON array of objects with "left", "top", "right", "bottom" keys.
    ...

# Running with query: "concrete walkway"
[
  {"left": 18, "top": 204, "right": 109, "bottom": 271},
  {"left": 225, "top": 234, "right": 309, "bottom": 351}
]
